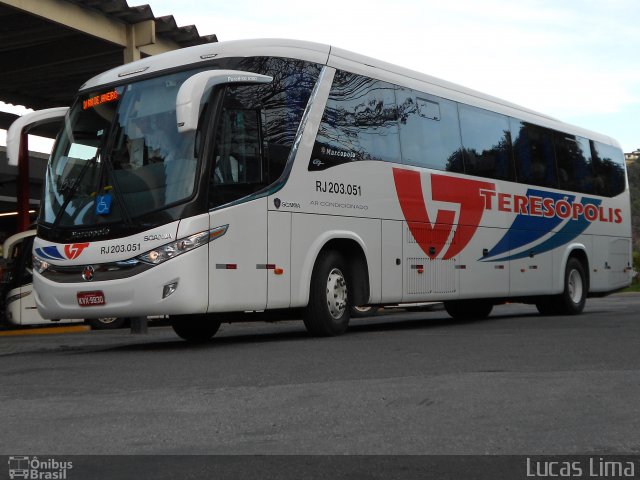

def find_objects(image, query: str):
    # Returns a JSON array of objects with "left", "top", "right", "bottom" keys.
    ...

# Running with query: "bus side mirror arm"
[{"left": 175, "top": 70, "right": 273, "bottom": 133}]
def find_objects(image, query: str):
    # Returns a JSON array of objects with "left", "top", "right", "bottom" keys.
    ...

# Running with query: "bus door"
[
  {"left": 207, "top": 88, "right": 269, "bottom": 312},
  {"left": 207, "top": 199, "right": 268, "bottom": 312}
]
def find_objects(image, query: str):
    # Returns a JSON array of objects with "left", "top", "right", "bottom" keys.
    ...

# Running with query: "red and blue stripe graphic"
[
  {"left": 34, "top": 243, "right": 90, "bottom": 261},
  {"left": 481, "top": 189, "right": 601, "bottom": 261}
]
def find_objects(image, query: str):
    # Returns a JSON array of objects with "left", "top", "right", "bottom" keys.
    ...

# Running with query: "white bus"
[{"left": 11, "top": 39, "right": 631, "bottom": 342}]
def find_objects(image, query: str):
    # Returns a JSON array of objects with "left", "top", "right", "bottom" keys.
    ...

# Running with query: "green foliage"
[{"left": 628, "top": 160, "right": 640, "bottom": 251}]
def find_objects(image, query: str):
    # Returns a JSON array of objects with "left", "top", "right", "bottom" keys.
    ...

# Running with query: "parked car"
[{"left": 1, "top": 230, "right": 126, "bottom": 329}]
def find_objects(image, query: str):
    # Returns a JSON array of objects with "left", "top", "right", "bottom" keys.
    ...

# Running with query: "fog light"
[{"left": 163, "top": 280, "right": 178, "bottom": 298}]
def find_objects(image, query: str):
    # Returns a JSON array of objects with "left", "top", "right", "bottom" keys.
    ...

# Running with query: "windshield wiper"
[{"left": 52, "top": 156, "right": 97, "bottom": 228}]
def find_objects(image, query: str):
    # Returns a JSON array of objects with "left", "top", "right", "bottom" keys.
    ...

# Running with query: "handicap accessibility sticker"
[{"left": 96, "top": 193, "right": 112, "bottom": 215}]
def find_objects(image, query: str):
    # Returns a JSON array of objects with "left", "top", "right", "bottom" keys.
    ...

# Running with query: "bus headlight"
[
  {"left": 136, "top": 230, "right": 211, "bottom": 265},
  {"left": 33, "top": 255, "right": 50, "bottom": 274}
]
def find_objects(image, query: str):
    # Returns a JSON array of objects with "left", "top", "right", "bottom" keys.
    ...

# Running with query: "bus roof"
[{"left": 79, "top": 38, "right": 619, "bottom": 148}]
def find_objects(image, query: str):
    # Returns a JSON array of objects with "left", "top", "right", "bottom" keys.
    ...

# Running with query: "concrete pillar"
[{"left": 124, "top": 20, "right": 156, "bottom": 64}]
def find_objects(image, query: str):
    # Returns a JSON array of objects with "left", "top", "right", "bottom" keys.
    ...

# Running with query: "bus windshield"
[{"left": 42, "top": 70, "right": 199, "bottom": 227}]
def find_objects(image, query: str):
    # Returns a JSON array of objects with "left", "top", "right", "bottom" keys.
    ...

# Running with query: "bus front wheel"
[
  {"left": 535, "top": 257, "right": 587, "bottom": 315},
  {"left": 304, "top": 250, "right": 351, "bottom": 336},
  {"left": 87, "top": 317, "right": 127, "bottom": 330},
  {"left": 170, "top": 314, "right": 221, "bottom": 343},
  {"left": 350, "top": 305, "right": 379, "bottom": 318}
]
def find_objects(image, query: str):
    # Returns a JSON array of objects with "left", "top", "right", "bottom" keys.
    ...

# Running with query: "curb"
[{"left": 0, "top": 325, "right": 91, "bottom": 337}]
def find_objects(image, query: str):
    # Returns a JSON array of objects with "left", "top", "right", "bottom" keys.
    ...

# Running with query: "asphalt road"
[{"left": 1, "top": 294, "right": 639, "bottom": 457}]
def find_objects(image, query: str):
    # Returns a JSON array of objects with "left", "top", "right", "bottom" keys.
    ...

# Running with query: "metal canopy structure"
[
  {"left": 0, "top": 0, "right": 217, "bottom": 236},
  {"left": 0, "top": 0, "right": 217, "bottom": 111}
]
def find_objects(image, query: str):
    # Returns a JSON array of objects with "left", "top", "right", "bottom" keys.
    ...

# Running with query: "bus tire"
[
  {"left": 554, "top": 257, "right": 587, "bottom": 315},
  {"left": 87, "top": 317, "right": 127, "bottom": 330},
  {"left": 170, "top": 314, "right": 221, "bottom": 343},
  {"left": 304, "top": 250, "right": 351, "bottom": 336},
  {"left": 350, "top": 305, "right": 379, "bottom": 318},
  {"left": 535, "top": 299, "right": 557, "bottom": 315},
  {"left": 444, "top": 300, "right": 493, "bottom": 320}
]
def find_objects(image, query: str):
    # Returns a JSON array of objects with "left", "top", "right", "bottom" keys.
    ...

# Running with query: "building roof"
[
  {"left": 0, "top": 0, "right": 216, "bottom": 225},
  {"left": 0, "top": 0, "right": 217, "bottom": 112},
  {"left": 65, "top": 1, "right": 218, "bottom": 47}
]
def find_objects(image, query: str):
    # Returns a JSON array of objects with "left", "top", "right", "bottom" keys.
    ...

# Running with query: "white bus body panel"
[
  {"left": 267, "top": 211, "right": 292, "bottom": 310},
  {"left": 34, "top": 246, "right": 209, "bottom": 318},
  {"left": 3, "top": 230, "right": 81, "bottom": 326},
  {"left": 10, "top": 284, "right": 40, "bottom": 325},
  {"left": 272, "top": 155, "right": 631, "bottom": 304},
  {"left": 458, "top": 226, "right": 509, "bottom": 299},
  {"left": 33, "top": 220, "right": 210, "bottom": 318},
  {"left": 207, "top": 199, "right": 268, "bottom": 312},
  {"left": 592, "top": 236, "right": 633, "bottom": 292},
  {"left": 5, "top": 283, "right": 81, "bottom": 326},
  {"left": 380, "top": 220, "right": 403, "bottom": 303},
  {"left": 289, "top": 213, "right": 381, "bottom": 308}
]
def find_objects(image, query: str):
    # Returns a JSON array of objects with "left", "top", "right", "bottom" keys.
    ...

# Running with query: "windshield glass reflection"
[{"left": 43, "top": 70, "right": 200, "bottom": 227}]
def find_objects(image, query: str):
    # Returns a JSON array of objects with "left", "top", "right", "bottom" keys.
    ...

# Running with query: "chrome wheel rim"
[
  {"left": 353, "top": 305, "right": 372, "bottom": 313},
  {"left": 567, "top": 269, "right": 583, "bottom": 304},
  {"left": 98, "top": 317, "right": 118, "bottom": 324},
  {"left": 326, "top": 267, "right": 347, "bottom": 319}
]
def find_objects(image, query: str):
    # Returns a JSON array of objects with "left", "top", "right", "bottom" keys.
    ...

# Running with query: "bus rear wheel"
[
  {"left": 304, "top": 250, "right": 351, "bottom": 336},
  {"left": 535, "top": 257, "right": 587, "bottom": 316},
  {"left": 350, "top": 305, "right": 379, "bottom": 318},
  {"left": 556, "top": 257, "right": 588, "bottom": 315},
  {"left": 535, "top": 299, "right": 557, "bottom": 315},
  {"left": 170, "top": 314, "right": 221, "bottom": 343},
  {"left": 444, "top": 300, "right": 493, "bottom": 320}
]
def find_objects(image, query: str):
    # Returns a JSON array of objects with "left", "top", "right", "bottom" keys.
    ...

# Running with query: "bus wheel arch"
[
  {"left": 303, "top": 238, "right": 370, "bottom": 336},
  {"left": 320, "top": 238, "right": 370, "bottom": 307},
  {"left": 559, "top": 246, "right": 590, "bottom": 294},
  {"left": 537, "top": 250, "right": 589, "bottom": 316}
]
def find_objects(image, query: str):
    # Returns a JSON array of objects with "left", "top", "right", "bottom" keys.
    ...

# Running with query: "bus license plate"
[{"left": 77, "top": 291, "right": 106, "bottom": 307}]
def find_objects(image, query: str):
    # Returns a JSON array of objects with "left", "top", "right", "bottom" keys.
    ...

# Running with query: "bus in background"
[
  {"left": 1, "top": 230, "right": 125, "bottom": 329},
  {"left": 8, "top": 39, "right": 630, "bottom": 342}
]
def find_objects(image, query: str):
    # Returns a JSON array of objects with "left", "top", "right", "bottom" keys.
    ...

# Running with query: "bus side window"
[
  {"left": 212, "top": 107, "right": 263, "bottom": 186},
  {"left": 512, "top": 120, "right": 558, "bottom": 188},
  {"left": 591, "top": 141, "right": 626, "bottom": 197},
  {"left": 396, "top": 88, "right": 464, "bottom": 173},
  {"left": 554, "top": 133, "right": 593, "bottom": 194},
  {"left": 209, "top": 87, "right": 265, "bottom": 208},
  {"left": 312, "top": 71, "right": 400, "bottom": 170},
  {"left": 458, "top": 104, "right": 513, "bottom": 180}
]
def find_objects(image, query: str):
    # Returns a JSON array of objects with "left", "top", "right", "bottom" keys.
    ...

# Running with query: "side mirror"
[
  {"left": 175, "top": 70, "right": 273, "bottom": 133},
  {"left": 6, "top": 107, "right": 69, "bottom": 166}
]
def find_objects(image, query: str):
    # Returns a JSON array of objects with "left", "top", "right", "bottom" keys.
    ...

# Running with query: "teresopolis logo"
[
  {"left": 35, "top": 242, "right": 90, "bottom": 261},
  {"left": 393, "top": 168, "right": 494, "bottom": 260},
  {"left": 392, "top": 168, "right": 624, "bottom": 261}
]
